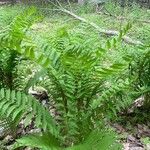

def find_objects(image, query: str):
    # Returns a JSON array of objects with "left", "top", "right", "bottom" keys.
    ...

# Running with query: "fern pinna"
[{"left": 0, "top": 7, "right": 135, "bottom": 149}]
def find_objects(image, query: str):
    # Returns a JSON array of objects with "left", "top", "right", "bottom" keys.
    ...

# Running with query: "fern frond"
[
  {"left": 0, "top": 89, "right": 58, "bottom": 137},
  {"left": 67, "top": 129, "right": 122, "bottom": 150},
  {"left": 12, "top": 132, "right": 60, "bottom": 150},
  {"left": 13, "top": 129, "right": 122, "bottom": 150},
  {"left": 91, "top": 80, "right": 132, "bottom": 118},
  {"left": 0, "top": 7, "right": 39, "bottom": 47}
]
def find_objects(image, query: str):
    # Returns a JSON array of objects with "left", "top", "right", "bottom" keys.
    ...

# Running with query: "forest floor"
[{"left": 0, "top": 2, "right": 150, "bottom": 150}]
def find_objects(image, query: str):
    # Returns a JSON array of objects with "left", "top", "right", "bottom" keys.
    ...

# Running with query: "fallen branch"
[{"left": 60, "top": 8, "right": 143, "bottom": 45}]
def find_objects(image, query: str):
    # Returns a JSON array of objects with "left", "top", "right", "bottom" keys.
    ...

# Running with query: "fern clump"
[{"left": 0, "top": 7, "right": 135, "bottom": 149}]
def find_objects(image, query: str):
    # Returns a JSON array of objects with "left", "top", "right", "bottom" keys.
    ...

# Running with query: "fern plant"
[
  {"left": 129, "top": 44, "right": 150, "bottom": 110},
  {"left": 0, "top": 7, "right": 134, "bottom": 149},
  {"left": 0, "top": 49, "right": 19, "bottom": 89},
  {"left": 0, "top": 6, "right": 41, "bottom": 90}
]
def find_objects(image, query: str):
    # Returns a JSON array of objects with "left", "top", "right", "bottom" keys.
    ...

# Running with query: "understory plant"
[
  {"left": 0, "top": 49, "right": 19, "bottom": 89},
  {"left": 129, "top": 44, "right": 150, "bottom": 110},
  {"left": 0, "top": 7, "right": 135, "bottom": 149}
]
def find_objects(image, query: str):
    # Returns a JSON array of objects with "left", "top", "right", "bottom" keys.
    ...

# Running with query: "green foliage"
[
  {"left": 141, "top": 137, "right": 150, "bottom": 145},
  {"left": 0, "top": 49, "right": 18, "bottom": 89},
  {"left": 0, "top": 88, "right": 58, "bottom": 136},
  {"left": 13, "top": 132, "right": 60, "bottom": 150},
  {"left": 13, "top": 129, "right": 122, "bottom": 150},
  {"left": 69, "top": 129, "right": 122, "bottom": 150},
  {"left": 0, "top": 5, "right": 23, "bottom": 28},
  {"left": 0, "top": 6, "right": 41, "bottom": 90},
  {"left": 0, "top": 6, "right": 134, "bottom": 149},
  {"left": 129, "top": 44, "right": 150, "bottom": 109}
]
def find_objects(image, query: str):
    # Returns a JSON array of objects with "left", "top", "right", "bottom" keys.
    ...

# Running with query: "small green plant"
[
  {"left": 141, "top": 137, "right": 150, "bottom": 145},
  {"left": 129, "top": 44, "right": 150, "bottom": 110}
]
